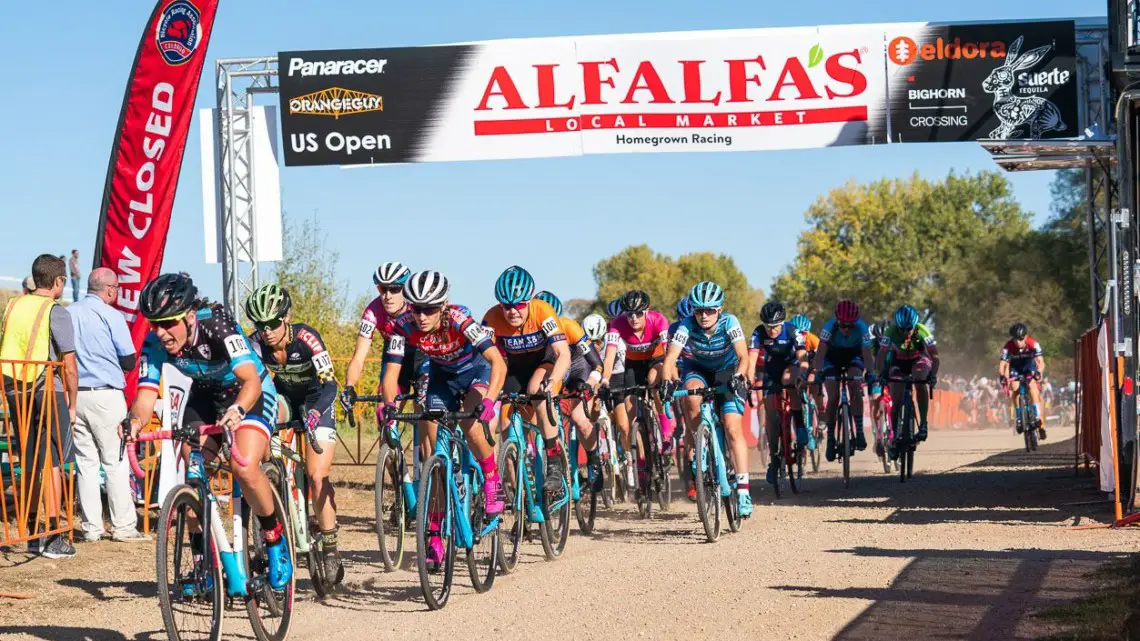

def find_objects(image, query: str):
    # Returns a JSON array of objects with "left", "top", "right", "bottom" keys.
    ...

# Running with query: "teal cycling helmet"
[
  {"left": 790, "top": 314, "right": 811, "bottom": 334},
  {"left": 894, "top": 304, "right": 920, "bottom": 330},
  {"left": 676, "top": 296, "right": 694, "bottom": 319},
  {"left": 688, "top": 281, "right": 725, "bottom": 309},
  {"left": 534, "top": 290, "right": 563, "bottom": 316},
  {"left": 494, "top": 265, "right": 535, "bottom": 305}
]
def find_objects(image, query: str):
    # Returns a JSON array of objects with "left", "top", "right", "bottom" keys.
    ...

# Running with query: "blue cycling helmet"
[
  {"left": 894, "top": 304, "right": 919, "bottom": 330},
  {"left": 676, "top": 296, "right": 694, "bottom": 319},
  {"left": 494, "top": 266, "right": 535, "bottom": 305},
  {"left": 605, "top": 298, "right": 623, "bottom": 319},
  {"left": 688, "top": 281, "right": 725, "bottom": 309},
  {"left": 790, "top": 314, "right": 811, "bottom": 334},
  {"left": 534, "top": 290, "right": 563, "bottom": 316}
]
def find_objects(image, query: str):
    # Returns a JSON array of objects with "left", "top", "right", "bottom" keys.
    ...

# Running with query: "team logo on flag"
[{"left": 156, "top": 0, "right": 202, "bottom": 66}]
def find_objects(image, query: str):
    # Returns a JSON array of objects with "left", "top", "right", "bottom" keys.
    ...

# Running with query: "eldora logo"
[
  {"left": 155, "top": 0, "right": 202, "bottom": 66},
  {"left": 288, "top": 87, "right": 384, "bottom": 119},
  {"left": 888, "top": 34, "right": 1008, "bottom": 66},
  {"left": 471, "top": 48, "right": 873, "bottom": 136}
]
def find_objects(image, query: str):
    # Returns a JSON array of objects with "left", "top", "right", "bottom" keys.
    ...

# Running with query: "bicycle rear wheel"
[
  {"left": 879, "top": 417, "right": 892, "bottom": 474},
  {"left": 633, "top": 425, "right": 652, "bottom": 519},
  {"left": 784, "top": 418, "right": 799, "bottom": 495},
  {"left": 495, "top": 441, "right": 524, "bottom": 575},
  {"left": 157, "top": 485, "right": 223, "bottom": 641},
  {"left": 540, "top": 447, "right": 571, "bottom": 560},
  {"left": 646, "top": 411, "right": 672, "bottom": 512},
  {"left": 899, "top": 402, "right": 912, "bottom": 483},
  {"left": 466, "top": 470, "right": 498, "bottom": 593},
  {"left": 574, "top": 455, "right": 598, "bottom": 535},
  {"left": 245, "top": 482, "right": 295, "bottom": 641},
  {"left": 416, "top": 455, "right": 455, "bottom": 610},
  {"left": 693, "top": 424, "right": 721, "bottom": 542},
  {"left": 374, "top": 444, "right": 406, "bottom": 572}
]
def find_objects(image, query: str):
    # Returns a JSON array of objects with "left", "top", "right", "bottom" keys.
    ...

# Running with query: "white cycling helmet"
[
  {"left": 403, "top": 270, "right": 450, "bottom": 306},
  {"left": 374, "top": 261, "right": 411, "bottom": 286},
  {"left": 583, "top": 313, "right": 606, "bottom": 341}
]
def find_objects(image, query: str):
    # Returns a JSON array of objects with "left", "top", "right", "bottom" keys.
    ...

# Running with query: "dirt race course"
[{"left": 0, "top": 427, "right": 1134, "bottom": 641}]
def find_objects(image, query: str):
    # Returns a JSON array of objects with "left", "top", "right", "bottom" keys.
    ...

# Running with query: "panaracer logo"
[
  {"left": 287, "top": 57, "right": 388, "bottom": 77},
  {"left": 888, "top": 35, "right": 1007, "bottom": 65},
  {"left": 289, "top": 87, "right": 384, "bottom": 119}
]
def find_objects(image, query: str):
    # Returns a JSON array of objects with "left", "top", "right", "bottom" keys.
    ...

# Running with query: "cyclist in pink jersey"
[{"left": 599, "top": 290, "right": 674, "bottom": 479}]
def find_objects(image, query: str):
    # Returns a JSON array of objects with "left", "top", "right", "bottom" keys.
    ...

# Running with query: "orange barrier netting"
[
  {"left": 0, "top": 359, "right": 76, "bottom": 547},
  {"left": 1075, "top": 324, "right": 1105, "bottom": 469}
]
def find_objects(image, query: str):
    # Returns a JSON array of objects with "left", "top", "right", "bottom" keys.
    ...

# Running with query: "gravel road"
[{"left": 0, "top": 428, "right": 1131, "bottom": 641}]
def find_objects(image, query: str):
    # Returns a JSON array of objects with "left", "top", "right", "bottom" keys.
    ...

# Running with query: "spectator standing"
[
  {"left": 68, "top": 250, "right": 81, "bottom": 303},
  {"left": 69, "top": 268, "right": 149, "bottom": 543},
  {"left": 0, "top": 254, "right": 78, "bottom": 559},
  {"left": 22, "top": 275, "right": 34, "bottom": 294}
]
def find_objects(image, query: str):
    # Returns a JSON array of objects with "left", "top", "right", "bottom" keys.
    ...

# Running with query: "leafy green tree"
[
  {"left": 591, "top": 245, "right": 762, "bottom": 321},
  {"left": 770, "top": 171, "right": 1031, "bottom": 326}
]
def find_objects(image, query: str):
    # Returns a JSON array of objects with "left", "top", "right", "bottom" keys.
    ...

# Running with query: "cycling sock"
[
  {"left": 1032, "top": 403, "right": 1041, "bottom": 421},
  {"left": 827, "top": 420, "right": 836, "bottom": 437},
  {"left": 478, "top": 454, "right": 496, "bottom": 477},
  {"left": 793, "top": 412, "right": 805, "bottom": 432},
  {"left": 854, "top": 415, "right": 864, "bottom": 433},
  {"left": 659, "top": 413, "right": 673, "bottom": 441},
  {"left": 428, "top": 511, "right": 443, "bottom": 532},
  {"left": 586, "top": 449, "right": 601, "bottom": 466},
  {"left": 320, "top": 527, "right": 339, "bottom": 551},
  {"left": 737, "top": 473, "right": 749, "bottom": 487},
  {"left": 1016, "top": 406, "right": 1023, "bottom": 421},
  {"left": 544, "top": 437, "right": 561, "bottom": 457}
]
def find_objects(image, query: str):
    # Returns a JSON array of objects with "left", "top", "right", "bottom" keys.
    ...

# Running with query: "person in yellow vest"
[{"left": 1, "top": 254, "right": 79, "bottom": 559}]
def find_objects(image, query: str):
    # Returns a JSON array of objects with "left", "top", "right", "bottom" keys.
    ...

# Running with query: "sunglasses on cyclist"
[
  {"left": 763, "top": 322, "right": 783, "bottom": 330},
  {"left": 379, "top": 285, "right": 403, "bottom": 295},
  {"left": 628, "top": 310, "right": 647, "bottom": 318},
  {"left": 255, "top": 318, "right": 285, "bottom": 331},
  {"left": 838, "top": 322, "right": 854, "bottom": 330},
  {"left": 412, "top": 305, "right": 442, "bottom": 316},
  {"left": 694, "top": 308, "right": 720, "bottom": 316},
  {"left": 151, "top": 316, "right": 186, "bottom": 330},
  {"left": 500, "top": 302, "right": 527, "bottom": 311}
]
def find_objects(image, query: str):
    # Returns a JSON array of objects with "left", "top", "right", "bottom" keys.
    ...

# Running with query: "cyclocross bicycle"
[
  {"left": 824, "top": 368, "right": 860, "bottom": 489},
  {"left": 622, "top": 384, "right": 672, "bottom": 518},
  {"left": 888, "top": 374, "right": 934, "bottom": 482},
  {"left": 762, "top": 382, "right": 802, "bottom": 498},
  {"left": 130, "top": 423, "right": 293, "bottom": 641},
  {"left": 266, "top": 417, "right": 335, "bottom": 597},
  {"left": 386, "top": 405, "right": 500, "bottom": 610},
  {"left": 668, "top": 382, "right": 745, "bottom": 543},
  {"left": 497, "top": 391, "right": 571, "bottom": 572},
  {"left": 552, "top": 388, "right": 602, "bottom": 535},
  {"left": 1009, "top": 372, "right": 1041, "bottom": 452},
  {"left": 875, "top": 384, "right": 896, "bottom": 474}
]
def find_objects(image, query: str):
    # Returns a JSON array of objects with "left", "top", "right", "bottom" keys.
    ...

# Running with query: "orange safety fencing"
[
  {"left": 929, "top": 389, "right": 968, "bottom": 429},
  {"left": 1075, "top": 325, "right": 1105, "bottom": 470},
  {"left": 0, "top": 359, "right": 76, "bottom": 547}
]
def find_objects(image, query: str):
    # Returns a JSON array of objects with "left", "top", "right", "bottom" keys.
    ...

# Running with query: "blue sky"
[{"left": 0, "top": 0, "right": 1102, "bottom": 313}]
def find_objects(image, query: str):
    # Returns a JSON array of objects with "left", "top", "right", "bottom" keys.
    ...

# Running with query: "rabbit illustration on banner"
[{"left": 980, "top": 35, "right": 1067, "bottom": 140}]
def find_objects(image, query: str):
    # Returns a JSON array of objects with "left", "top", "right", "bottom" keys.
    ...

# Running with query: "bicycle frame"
[
  {"left": 502, "top": 399, "right": 567, "bottom": 525},
  {"left": 434, "top": 423, "right": 497, "bottom": 548},
  {"left": 670, "top": 389, "right": 732, "bottom": 497}
]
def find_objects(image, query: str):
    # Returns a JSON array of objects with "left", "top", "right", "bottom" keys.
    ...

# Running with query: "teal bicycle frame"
[{"left": 669, "top": 387, "right": 732, "bottom": 498}]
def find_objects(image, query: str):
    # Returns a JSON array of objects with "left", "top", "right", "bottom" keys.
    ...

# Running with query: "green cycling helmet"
[{"left": 245, "top": 283, "right": 292, "bottom": 323}]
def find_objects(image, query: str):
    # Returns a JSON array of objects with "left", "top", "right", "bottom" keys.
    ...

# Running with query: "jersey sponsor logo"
[
  {"left": 358, "top": 319, "right": 376, "bottom": 338},
  {"left": 198, "top": 344, "right": 212, "bottom": 359},
  {"left": 311, "top": 350, "right": 333, "bottom": 373},
  {"left": 296, "top": 328, "right": 324, "bottom": 354},
  {"left": 224, "top": 335, "right": 251, "bottom": 358},
  {"left": 287, "top": 57, "right": 388, "bottom": 77},
  {"left": 501, "top": 332, "right": 545, "bottom": 352}
]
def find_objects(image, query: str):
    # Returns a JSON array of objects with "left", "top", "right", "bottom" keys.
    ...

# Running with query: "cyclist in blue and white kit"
[
  {"left": 124, "top": 273, "right": 291, "bottom": 590},
  {"left": 660, "top": 281, "right": 752, "bottom": 517},
  {"left": 748, "top": 302, "right": 810, "bottom": 486},
  {"left": 812, "top": 299, "right": 875, "bottom": 462}
]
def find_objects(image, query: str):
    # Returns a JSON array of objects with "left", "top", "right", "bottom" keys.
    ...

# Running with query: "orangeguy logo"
[{"left": 288, "top": 87, "right": 384, "bottom": 119}]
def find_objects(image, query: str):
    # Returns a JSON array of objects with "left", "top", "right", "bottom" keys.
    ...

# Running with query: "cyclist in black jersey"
[
  {"left": 124, "top": 273, "right": 291, "bottom": 590},
  {"left": 246, "top": 284, "right": 343, "bottom": 584}
]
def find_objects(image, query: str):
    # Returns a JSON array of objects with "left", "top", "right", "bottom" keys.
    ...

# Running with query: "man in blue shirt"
[{"left": 69, "top": 268, "right": 148, "bottom": 543}]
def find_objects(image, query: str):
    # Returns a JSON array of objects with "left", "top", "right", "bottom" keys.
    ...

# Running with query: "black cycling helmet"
[
  {"left": 621, "top": 289, "right": 651, "bottom": 314},
  {"left": 760, "top": 301, "right": 786, "bottom": 325},
  {"left": 140, "top": 273, "right": 199, "bottom": 321},
  {"left": 1009, "top": 322, "right": 1028, "bottom": 340}
]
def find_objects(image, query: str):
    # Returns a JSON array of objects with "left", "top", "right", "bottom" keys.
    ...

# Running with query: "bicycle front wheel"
[
  {"left": 540, "top": 447, "right": 571, "bottom": 560},
  {"left": 374, "top": 444, "right": 405, "bottom": 572},
  {"left": 839, "top": 404, "right": 851, "bottom": 488},
  {"left": 693, "top": 424, "right": 721, "bottom": 543},
  {"left": 246, "top": 481, "right": 295, "bottom": 641},
  {"left": 157, "top": 485, "right": 223, "bottom": 641},
  {"left": 416, "top": 455, "right": 455, "bottom": 610},
  {"left": 495, "top": 441, "right": 524, "bottom": 575}
]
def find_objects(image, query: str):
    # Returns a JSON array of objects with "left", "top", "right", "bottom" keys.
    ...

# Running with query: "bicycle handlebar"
[
  {"left": 497, "top": 391, "right": 557, "bottom": 425},
  {"left": 886, "top": 375, "right": 936, "bottom": 399},
  {"left": 275, "top": 418, "right": 324, "bottom": 455},
  {"left": 127, "top": 423, "right": 249, "bottom": 479}
]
